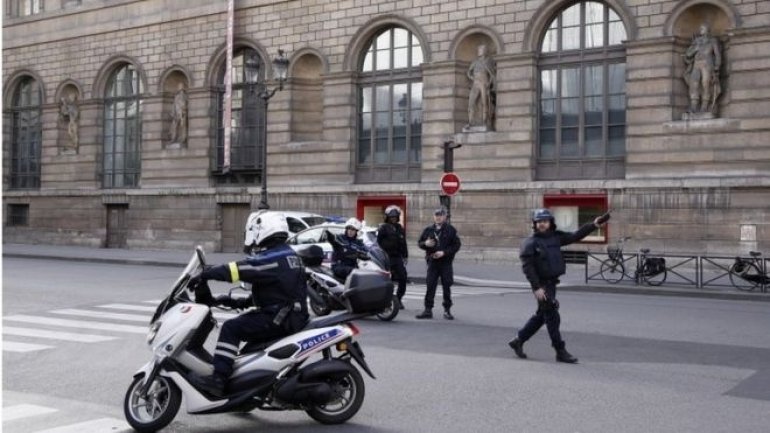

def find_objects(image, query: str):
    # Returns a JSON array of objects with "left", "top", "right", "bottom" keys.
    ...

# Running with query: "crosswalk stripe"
[
  {"left": 50, "top": 309, "right": 149, "bottom": 322},
  {"left": 4, "top": 315, "right": 148, "bottom": 334},
  {"left": 3, "top": 341, "right": 54, "bottom": 352},
  {"left": 2, "top": 404, "right": 58, "bottom": 421},
  {"left": 3, "top": 326, "right": 118, "bottom": 343},
  {"left": 96, "top": 303, "right": 156, "bottom": 312},
  {"left": 34, "top": 417, "right": 130, "bottom": 433}
]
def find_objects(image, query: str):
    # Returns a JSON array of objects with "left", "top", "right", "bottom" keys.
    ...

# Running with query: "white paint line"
[
  {"left": 2, "top": 404, "right": 59, "bottom": 422},
  {"left": 3, "top": 326, "right": 118, "bottom": 343},
  {"left": 96, "top": 303, "right": 156, "bottom": 312},
  {"left": 3, "top": 341, "right": 55, "bottom": 352},
  {"left": 4, "top": 315, "right": 147, "bottom": 334},
  {"left": 34, "top": 417, "right": 131, "bottom": 433},
  {"left": 50, "top": 309, "right": 149, "bottom": 322}
]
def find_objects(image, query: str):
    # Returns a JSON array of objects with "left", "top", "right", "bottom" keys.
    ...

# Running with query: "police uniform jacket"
[
  {"left": 330, "top": 234, "right": 367, "bottom": 269},
  {"left": 417, "top": 223, "right": 461, "bottom": 262},
  {"left": 520, "top": 222, "right": 597, "bottom": 290},
  {"left": 377, "top": 222, "right": 408, "bottom": 259},
  {"left": 200, "top": 244, "right": 306, "bottom": 309}
]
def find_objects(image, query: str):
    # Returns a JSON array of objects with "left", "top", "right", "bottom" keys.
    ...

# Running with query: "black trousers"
[
  {"left": 517, "top": 281, "right": 565, "bottom": 350},
  {"left": 389, "top": 256, "right": 408, "bottom": 300},
  {"left": 213, "top": 309, "right": 306, "bottom": 377},
  {"left": 424, "top": 259, "right": 453, "bottom": 310}
]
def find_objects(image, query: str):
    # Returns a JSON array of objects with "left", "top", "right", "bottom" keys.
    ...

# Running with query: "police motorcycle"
[
  {"left": 300, "top": 244, "right": 400, "bottom": 322},
  {"left": 123, "top": 246, "right": 393, "bottom": 432}
]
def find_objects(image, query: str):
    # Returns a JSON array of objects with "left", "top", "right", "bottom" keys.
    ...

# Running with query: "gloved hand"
[
  {"left": 595, "top": 211, "right": 611, "bottom": 225},
  {"left": 215, "top": 294, "right": 252, "bottom": 310},
  {"left": 191, "top": 279, "right": 214, "bottom": 306},
  {"left": 325, "top": 230, "right": 339, "bottom": 247},
  {"left": 187, "top": 274, "right": 204, "bottom": 291},
  {"left": 357, "top": 251, "right": 370, "bottom": 260},
  {"left": 214, "top": 294, "right": 234, "bottom": 308}
]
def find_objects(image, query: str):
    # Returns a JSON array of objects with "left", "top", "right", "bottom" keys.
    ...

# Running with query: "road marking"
[
  {"left": 3, "top": 326, "right": 117, "bottom": 343},
  {"left": 3, "top": 341, "right": 54, "bottom": 352},
  {"left": 4, "top": 315, "right": 147, "bottom": 334},
  {"left": 96, "top": 303, "right": 156, "bottom": 312},
  {"left": 2, "top": 404, "right": 59, "bottom": 421},
  {"left": 34, "top": 417, "right": 131, "bottom": 433},
  {"left": 405, "top": 285, "right": 528, "bottom": 296},
  {"left": 50, "top": 308, "right": 149, "bottom": 322}
]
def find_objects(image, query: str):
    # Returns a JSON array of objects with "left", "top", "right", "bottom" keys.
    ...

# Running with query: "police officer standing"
[
  {"left": 329, "top": 218, "right": 367, "bottom": 281},
  {"left": 377, "top": 206, "right": 408, "bottom": 309},
  {"left": 416, "top": 207, "right": 461, "bottom": 320},
  {"left": 187, "top": 212, "right": 308, "bottom": 395},
  {"left": 509, "top": 208, "right": 609, "bottom": 363}
]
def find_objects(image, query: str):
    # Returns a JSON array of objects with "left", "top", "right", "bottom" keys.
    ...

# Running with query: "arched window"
[
  {"left": 215, "top": 48, "right": 265, "bottom": 184},
  {"left": 10, "top": 76, "right": 42, "bottom": 189},
  {"left": 357, "top": 26, "right": 424, "bottom": 183},
  {"left": 103, "top": 64, "right": 143, "bottom": 188},
  {"left": 537, "top": 1, "right": 627, "bottom": 180}
]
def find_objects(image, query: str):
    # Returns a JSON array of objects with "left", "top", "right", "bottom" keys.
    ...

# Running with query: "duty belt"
[{"left": 271, "top": 301, "right": 304, "bottom": 326}]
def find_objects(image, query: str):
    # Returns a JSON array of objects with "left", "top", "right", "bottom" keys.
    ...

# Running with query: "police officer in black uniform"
[
  {"left": 329, "top": 217, "right": 367, "bottom": 281},
  {"left": 416, "top": 207, "right": 462, "bottom": 320},
  {"left": 509, "top": 208, "right": 609, "bottom": 363},
  {"left": 377, "top": 206, "right": 408, "bottom": 309},
  {"left": 188, "top": 212, "right": 308, "bottom": 396}
]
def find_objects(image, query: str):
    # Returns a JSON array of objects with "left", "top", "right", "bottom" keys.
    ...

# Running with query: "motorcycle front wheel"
[
  {"left": 306, "top": 365, "right": 365, "bottom": 425},
  {"left": 376, "top": 294, "right": 399, "bottom": 321},
  {"left": 124, "top": 374, "right": 181, "bottom": 433}
]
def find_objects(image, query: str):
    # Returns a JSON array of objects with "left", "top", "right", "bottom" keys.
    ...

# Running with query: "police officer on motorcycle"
[
  {"left": 187, "top": 212, "right": 308, "bottom": 396},
  {"left": 509, "top": 208, "right": 608, "bottom": 363},
  {"left": 377, "top": 206, "right": 408, "bottom": 309},
  {"left": 329, "top": 218, "right": 368, "bottom": 281}
]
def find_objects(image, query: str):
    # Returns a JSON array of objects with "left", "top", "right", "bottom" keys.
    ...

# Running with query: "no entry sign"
[{"left": 440, "top": 172, "right": 461, "bottom": 196}]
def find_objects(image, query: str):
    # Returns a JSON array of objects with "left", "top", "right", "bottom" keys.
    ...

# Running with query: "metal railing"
[{"left": 585, "top": 250, "right": 768, "bottom": 293}]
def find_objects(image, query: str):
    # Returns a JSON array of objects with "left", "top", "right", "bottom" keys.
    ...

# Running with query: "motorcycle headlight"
[{"left": 147, "top": 321, "right": 162, "bottom": 345}]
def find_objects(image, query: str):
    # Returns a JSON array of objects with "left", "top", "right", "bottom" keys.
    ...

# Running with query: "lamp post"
[
  {"left": 254, "top": 49, "right": 289, "bottom": 210},
  {"left": 441, "top": 139, "right": 462, "bottom": 221}
]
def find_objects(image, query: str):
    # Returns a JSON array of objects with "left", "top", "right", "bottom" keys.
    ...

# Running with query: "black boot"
[
  {"left": 397, "top": 298, "right": 405, "bottom": 310},
  {"left": 192, "top": 373, "right": 226, "bottom": 396},
  {"left": 415, "top": 309, "right": 433, "bottom": 319},
  {"left": 508, "top": 337, "right": 527, "bottom": 359},
  {"left": 443, "top": 308, "right": 454, "bottom": 320},
  {"left": 555, "top": 348, "right": 578, "bottom": 364}
]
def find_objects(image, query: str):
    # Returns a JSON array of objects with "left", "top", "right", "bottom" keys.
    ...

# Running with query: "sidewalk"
[{"left": 3, "top": 243, "right": 768, "bottom": 302}]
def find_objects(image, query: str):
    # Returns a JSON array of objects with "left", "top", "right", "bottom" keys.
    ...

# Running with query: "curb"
[{"left": 6, "top": 251, "right": 768, "bottom": 302}]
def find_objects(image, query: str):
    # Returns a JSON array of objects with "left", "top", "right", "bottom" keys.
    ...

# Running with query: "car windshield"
[{"left": 302, "top": 216, "right": 327, "bottom": 227}]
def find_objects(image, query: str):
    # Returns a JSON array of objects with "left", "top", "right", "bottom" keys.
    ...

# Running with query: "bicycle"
[
  {"left": 599, "top": 237, "right": 668, "bottom": 286},
  {"left": 728, "top": 251, "right": 769, "bottom": 292}
]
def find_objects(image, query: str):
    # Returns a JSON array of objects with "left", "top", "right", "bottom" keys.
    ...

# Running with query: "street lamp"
[
  {"left": 256, "top": 49, "right": 290, "bottom": 210},
  {"left": 441, "top": 139, "right": 462, "bottom": 221}
]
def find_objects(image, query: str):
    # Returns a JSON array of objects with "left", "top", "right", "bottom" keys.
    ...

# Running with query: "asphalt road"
[{"left": 3, "top": 257, "right": 770, "bottom": 433}]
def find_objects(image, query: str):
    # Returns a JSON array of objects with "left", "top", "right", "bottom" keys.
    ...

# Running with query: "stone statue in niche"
[
  {"left": 59, "top": 93, "right": 80, "bottom": 150},
  {"left": 682, "top": 23, "right": 722, "bottom": 119},
  {"left": 465, "top": 44, "right": 496, "bottom": 131},
  {"left": 169, "top": 84, "right": 188, "bottom": 144}
]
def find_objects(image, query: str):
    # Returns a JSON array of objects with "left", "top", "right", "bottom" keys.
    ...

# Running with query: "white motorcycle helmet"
[
  {"left": 345, "top": 217, "right": 362, "bottom": 232},
  {"left": 244, "top": 212, "right": 290, "bottom": 253}
]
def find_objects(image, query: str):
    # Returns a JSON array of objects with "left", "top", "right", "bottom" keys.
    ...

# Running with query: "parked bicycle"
[
  {"left": 599, "top": 237, "right": 667, "bottom": 286},
  {"left": 728, "top": 251, "right": 769, "bottom": 292}
]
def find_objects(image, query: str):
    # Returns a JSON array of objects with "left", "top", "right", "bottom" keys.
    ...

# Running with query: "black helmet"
[
  {"left": 531, "top": 208, "right": 556, "bottom": 231},
  {"left": 384, "top": 205, "right": 400, "bottom": 219},
  {"left": 532, "top": 208, "right": 554, "bottom": 222}
]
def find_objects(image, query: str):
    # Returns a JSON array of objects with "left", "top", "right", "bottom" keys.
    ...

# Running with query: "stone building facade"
[{"left": 3, "top": 0, "right": 769, "bottom": 259}]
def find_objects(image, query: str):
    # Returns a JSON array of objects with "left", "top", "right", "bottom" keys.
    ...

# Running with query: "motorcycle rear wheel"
[
  {"left": 306, "top": 365, "right": 365, "bottom": 425},
  {"left": 309, "top": 296, "right": 332, "bottom": 316},
  {"left": 376, "top": 295, "right": 399, "bottom": 321},
  {"left": 124, "top": 374, "right": 181, "bottom": 433}
]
